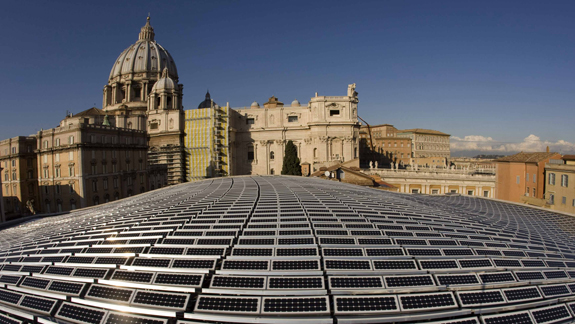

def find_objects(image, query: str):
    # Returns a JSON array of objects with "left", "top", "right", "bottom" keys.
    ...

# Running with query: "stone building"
[
  {"left": 0, "top": 136, "right": 39, "bottom": 219},
  {"left": 184, "top": 96, "right": 231, "bottom": 181},
  {"left": 360, "top": 125, "right": 450, "bottom": 169},
  {"left": 359, "top": 124, "right": 412, "bottom": 167},
  {"left": 103, "top": 17, "right": 184, "bottom": 185},
  {"left": 367, "top": 167, "right": 495, "bottom": 197},
  {"left": 229, "top": 84, "right": 360, "bottom": 175},
  {"left": 495, "top": 151, "right": 561, "bottom": 203},
  {"left": 545, "top": 159, "right": 575, "bottom": 214},
  {"left": 36, "top": 108, "right": 149, "bottom": 212}
]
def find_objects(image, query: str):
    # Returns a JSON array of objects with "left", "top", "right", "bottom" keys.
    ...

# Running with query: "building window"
[
  {"left": 533, "top": 174, "right": 536, "bottom": 183},
  {"left": 411, "top": 189, "right": 420, "bottom": 194},
  {"left": 562, "top": 196, "right": 567, "bottom": 204},
  {"left": 55, "top": 168, "right": 60, "bottom": 178},
  {"left": 140, "top": 174, "right": 144, "bottom": 184},
  {"left": 246, "top": 118, "right": 255, "bottom": 125},
  {"left": 11, "top": 160, "right": 16, "bottom": 167},
  {"left": 44, "top": 169, "right": 49, "bottom": 178},
  {"left": 329, "top": 110, "right": 340, "bottom": 116},
  {"left": 467, "top": 190, "right": 473, "bottom": 196},
  {"left": 91, "top": 165, "right": 97, "bottom": 175},
  {"left": 70, "top": 200, "right": 76, "bottom": 210},
  {"left": 483, "top": 190, "right": 489, "bottom": 198},
  {"left": 549, "top": 173, "right": 556, "bottom": 185},
  {"left": 103, "top": 178, "right": 108, "bottom": 190},
  {"left": 55, "top": 153, "right": 60, "bottom": 162},
  {"left": 561, "top": 174, "right": 568, "bottom": 187},
  {"left": 55, "top": 184, "right": 60, "bottom": 195},
  {"left": 533, "top": 188, "right": 536, "bottom": 197},
  {"left": 288, "top": 116, "right": 298, "bottom": 123},
  {"left": 70, "top": 183, "right": 75, "bottom": 193},
  {"left": 247, "top": 147, "right": 254, "bottom": 161},
  {"left": 69, "top": 166, "right": 74, "bottom": 177},
  {"left": 549, "top": 194, "right": 555, "bottom": 205},
  {"left": 112, "top": 164, "right": 117, "bottom": 173},
  {"left": 270, "top": 151, "right": 274, "bottom": 160},
  {"left": 69, "top": 151, "right": 73, "bottom": 160},
  {"left": 43, "top": 140, "right": 48, "bottom": 149},
  {"left": 526, "top": 187, "right": 529, "bottom": 196},
  {"left": 516, "top": 176, "right": 520, "bottom": 184},
  {"left": 314, "top": 148, "right": 318, "bottom": 159},
  {"left": 69, "top": 136, "right": 74, "bottom": 144},
  {"left": 572, "top": 199, "right": 575, "bottom": 207},
  {"left": 103, "top": 164, "right": 107, "bottom": 173},
  {"left": 127, "top": 177, "right": 132, "bottom": 185},
  {"left": 526, "top": 173, "right": 529, "bottom": 182},
  {"left": 92, "top": 180, "right": 97, "bottom": 192},
  {"left": 450, "top": 189, "right": 457, "bottom": 193},
  {"left": 113, "top": 178, "right": 118, "bottom": 188},
  {"left": 431, "top": 189, "right": 439, "bottom": 194},
  {"left": 45, "top": 200, "right": 51, "bottom": 213},
  {"left": 270, "top": 169, "right": 274, "bottom": 175},
  {"left": 11, "top": 147, "right": 16, "bottom": 154},
  {"left": 55, "top": 138, "right": 60, "bottom": 147},
  {"left": 93, "top": 196, "right": 99, "bottom": 205},
  {"left": 12, "top": 172, "right": 16, "bottom": 180}
]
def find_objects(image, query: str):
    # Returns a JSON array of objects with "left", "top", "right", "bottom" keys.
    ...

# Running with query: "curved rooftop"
[{"left": 1, "top": 177, "right": 575, "bottom": 323}]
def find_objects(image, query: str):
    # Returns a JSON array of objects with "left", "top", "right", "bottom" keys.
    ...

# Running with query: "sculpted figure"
[{"left": 26, "top": 199, "right": 36, "bottom": 215}]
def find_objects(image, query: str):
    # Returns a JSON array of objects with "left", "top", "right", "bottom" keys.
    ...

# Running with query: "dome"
[
  {"left": 251, "top": 101, "right": 260, "bottom": 108},
  {"left": 108, "top": 17, "right": 178, "bottom": 83},
  {"left": 151, "top": 68, "right": 176, "bottom": 92},
  {"left": 291, "top": 99, "right": 300, "bottom": 106},
  {"left": 198, "top": 91, "right": 216, "bottom": 108}
]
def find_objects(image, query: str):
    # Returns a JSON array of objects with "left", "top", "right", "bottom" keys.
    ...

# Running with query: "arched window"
[
  {"left": 270, "top": 169, "right": 275, "bottom": 175},
  {"left": 93, "top": 196, "right": 99, "bottom": 205},
  {"left": 105, "top": 194, "right": 110, "bottom": 203},
  {"left": 114, "top": 192, "right": 120, "bottom": 200},
  {"left": 270, "top": 151, "right": 275, "bottom": 160},
  {"left": 314, "top": 148, "right": 318, "bottom": 158}
]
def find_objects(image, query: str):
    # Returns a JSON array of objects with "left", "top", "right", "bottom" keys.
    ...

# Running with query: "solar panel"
[
  {"left": 154, "top": 273, "right": 204, "bottom": 288},
  {"left": 268, "top": 277, "right": 324, "bottom": 289},
  {"left": 329, "top": 276, "right": 383, "bottom": 289},
  {"left": 194, "top": 295, "right": 260, "bottom": 314},
  {"left": 211, "top": 276, "right": 266, "bottom": 289},
  {"left": 261, "top": 296, "right": 329, "bottom": 315},
  {"left": 334, "top": 295, "right": 399, "bottom": 314},
  {"left": 373, "top": 260, "right": 418, "bottom": 270},
  {"left": 132, "top": 291, "right": 189, "bottom": 310},
  {"left": 325, "top": 259, "right": 371, "bottom": 270},
  {"left": 384, "top": 275, "right": 435, "bottom": 288},
  {"left": 105, "top": 311, "right": 168, "bottom": 324},
  {"left": 479, "top": 272, "right": 516, "bottom": 284},
  {"left": 399, "top": 292, "right": 457, "bottom": 311},
  {"left": 435, "top": 274, "right": 480, "bottom": 286},
  {"left": 530, "top": 304, "right": 571, "bottom": 324},
  {"left": 457, "top": 289, "right": 506, "bottom": 307},
  {"left": 502, "top": 287, "right": 542, "bottom": 302},
  {"left": 57, "top": 302, "right": 107, "bottom": 324}
]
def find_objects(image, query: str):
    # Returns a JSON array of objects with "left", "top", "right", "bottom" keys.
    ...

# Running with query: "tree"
[{"left": 281, "top": 140, "right": 302, "bottom": 175}]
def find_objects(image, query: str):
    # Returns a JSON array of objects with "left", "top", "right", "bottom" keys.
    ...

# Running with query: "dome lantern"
[{"left": 138, "top": 16, "right": 155, "bottom": 41}]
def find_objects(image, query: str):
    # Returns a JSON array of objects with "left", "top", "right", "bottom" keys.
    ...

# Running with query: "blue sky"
[{"left": 1, "top": 0, "right": 574, "bottom": 155}]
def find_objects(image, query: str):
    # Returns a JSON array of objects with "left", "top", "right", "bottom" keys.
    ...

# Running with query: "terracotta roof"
[
  {"left": 73, "top": 107, "right": 106, "bottom": 117},
  {"left": 563, "top": 155, "right": 575, "bottom": 161},
  {"left": 495, "top": 152, "right": 560, "bottom": 163},
  {"left": 398, "top": 128, "right": 450, "bottom": 136}
]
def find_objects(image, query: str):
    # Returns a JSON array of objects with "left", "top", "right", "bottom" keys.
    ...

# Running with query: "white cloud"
[{"left": 451, "top": 134, "right": 575, "bottom": 153}]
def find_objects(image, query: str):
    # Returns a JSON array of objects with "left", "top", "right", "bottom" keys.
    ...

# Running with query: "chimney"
[{"left": 546, "top": 146, "right": 550, "bottom": 153}]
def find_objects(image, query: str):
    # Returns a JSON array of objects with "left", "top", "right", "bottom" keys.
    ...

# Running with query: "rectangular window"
[
  {"left": 11, "top": 160, "right": 15, "bottom": 167},
  {"left": 55, "top": 138, "right": 60, "bottom": 146},
  {"left": 91, "top": 165, "right": 96, "bottom": 174},
  {"left": 572, "top": 199, "right": 575, "bottom": 207},
  {"left": 288, "top": 116, "right": 298, "bottom": 123},
  {"left": 113, "top": 178, "right": 118, "bottom": 188},
  {"left": 140, "top": 174, "right": 144, "bottom": 184},
  {"left": 561, "top": 174, "right": 568, "bottom": 187},
  {"left": 102, "top": 151, "right": 106, "bottom": 159},
  {"left": 43, "top": 140, "right": 48, "bottom": 149},
  {"left": 55, "top": 168, "right": 60, "bottom": 178},
  {"left": 411, "top": 189, "right": 420, "bottom": 194},
  {"left": 69, "top": 136, "right": 74, "bottom": 144},
  {"left": 526, "top": 173, "right": 529, "bottom": 182},
  {"left": 450, "top": 189, "right": 457, "bottom": 193},
  {"left": 44, "top": 169, "right": 49, "bottom": 178},
  {"left": 516, "top": 176, "right": 520, "bottom": 184},
  {"left": 329, "top": 110, "right": 340, "bottom": 116},
  {"left": 247, "top": 150, "right": 254, "bottom": 161},
  {"left": 549, "top": 173, "right": 556, "bottom": 185},
  {"left": 11, "top": 147, "right": 16, "bottom": 154},
  {"left": 70, "top": 183, "right": 75, "bottom": 193},
  {"left": 55, "top": 184, "right": 60, "bottom": 194},
  {"left": 533, "top": 188, "right": 536, "bottom": 197},
  {"left": 103, "top": 178, "right": 108, "bottom": 190},
  {"left": 562, "top": 196, "right": 567, "bottom": 204},
  {"left": 91, "top": 150, "right": 96, "bottom": 159},
  {"left": 533, "top": 174, "right": 536, "bottom": 183},
  {"left": 69, "top": 151, "right": 73, "bottom": 160},
  {"left": 246, "top": 118, "right": 255, "bottom": 125},
  {"left": 467, "top": 190, "right": 474, "bottom": 195},
  {"left": 103, "top": 164, "right": 107, "bottom": 173},
  {"left": 69, "top": 166, "right": 74, "bottom": 177},
  {"left": 526, "top": 187, "right": 529, "bottom": 196},
  {"left": 431, "top": 189, "right": 439, "bottom": 194},
  {"left": 55, "top": 153, "right": 60, "bottom": 162},
  {"left": 112, "top": 164, "right": 117, "bottom": 173},
  {"left": 92, "top": 180, "right": 97, "bottom": 192},
  {"left": 549, "top": 194, "right": 555, "bottom": 205},
  {"left": 483, "top": 190, "right": 489, "bottom": 197}
]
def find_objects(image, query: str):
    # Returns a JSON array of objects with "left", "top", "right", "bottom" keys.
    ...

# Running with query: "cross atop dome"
[{"left": 139, "top": 16, "right": 155, "bottom": 41}]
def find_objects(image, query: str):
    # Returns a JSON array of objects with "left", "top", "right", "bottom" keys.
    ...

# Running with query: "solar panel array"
[{"left": 1, "top": 176, "right": 575, "bottom": 323}]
